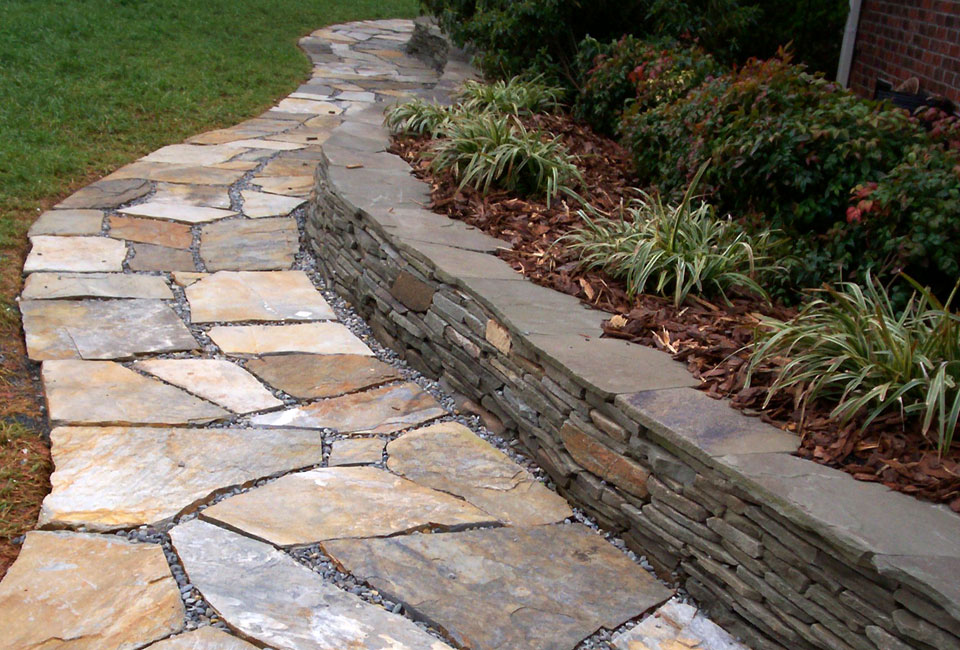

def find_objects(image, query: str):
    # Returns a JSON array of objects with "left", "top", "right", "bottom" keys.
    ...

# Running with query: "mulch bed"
[{"left": 390, "top": 112, "right": 960, "bottom": 511}]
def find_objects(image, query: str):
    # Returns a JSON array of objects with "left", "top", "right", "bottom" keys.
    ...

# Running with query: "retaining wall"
[{"left": 305, "top": 51, "right": 960, "bottom": 650}]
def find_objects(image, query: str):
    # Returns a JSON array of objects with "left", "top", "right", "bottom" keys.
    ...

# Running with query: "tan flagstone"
[
  {"left": 222, "top": 138, "right": 305, "bottom": 151},
  {"left": 172, "top": 271, "right": 208, "bottom": 287},
  {"left": 265, "top": 130, "right": 333, "bottom": 146},
  {"left": 129, "top": 243, "right": 198, "bottom": 272},
  {"left": 240, "top": 190, "right": 306, "bottom": 217},
  {"left": 152, "top": 183, "right": 232, "bottom": 209},
  {"left": 120, "top": 201, "right": 238, "bottom": 223},
  {"left": 387, "top": 421, "right": 573, "bottom": 525},
  {"left": 40, "top": 426, "right": 326, "bottom": 530},
  {"left": 324, "top": 524, "right": 673, "bottom": 650},
  {"left": 245, "top": 353, "right": 399, "bottom": 398},
  {"left": 0, "top": 531, "right": 185, "bottom": 649},
  {"left": 200, "top": 217, "right": 299, "bottom": 270},
  {"left": 209, "top": 322, "right": 372, "bottom": 357},
  {"left": 135, "top": 359, "right": 284, "bottom": 413},
  {"left": 146, "top": 627, "right": 259, "bottom": 649},
  {"left": 212, "top": 159, "right": 260, "bottom": 171},
  {"left": 24, "top": 235, "right": 127, "bottom": 273},
  {"left": 328, "top": 437, "right": 385, "bottom": 466},
  {"left": 251, "top": 381, "right": 444, "bottom": 433},
  {"left": 110, "top": 215, "right": 193, "bottom": 248},
  {"left": 251, "top": 175, "right": 314, "bottom": 196},
  {"left": 185, "top": 271, "right": 335, "bottom": 322},
  {"left": 28, "top": 209, "right": 103, "bottom": 237},
  {"left": 169, "top": 519, "right": 454, "bottom": 650},
  {"left": 104, "top": 161, "right": 246, "bottom": 185},
  {"left": 275, "top": 98, "right": 343, "bottom": 115},
  {"left": 258, "top": 156, "right": 318, "bottom": 177},
  {"left": 611, "top": 598, "right": 749, "bottom": 650},
  {"left": 55, "top": 178, "right": 153, "bottom": 209},
  {"left": 20, "top": 299, "right": 199, "bottom": 360},
  {"left": 141, "top": 144, "right": 243, "bottom": 165},
  {"left": 304, "top": 114, "right": 342, "bottom": 130},
  {"left": 43, "top": 360, "right": 230, "bottom": 425},
  {"left": 202, "top": 466, "right": 496, "bottom": 546},
  {"left": 21, "top": 272, "right": 173, "bottom": 300}
]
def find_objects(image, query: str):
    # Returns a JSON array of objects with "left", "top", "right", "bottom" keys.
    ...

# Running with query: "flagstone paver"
[
  {"left": 23, "top": 235, "right": 127, "bottom": 273},
  {"left": 202, "top": 466, "right": 497, "bottom": 546},
  {"left": 21, "top": 272, "right": 174, "bottom": 300},
  {"left": 0, "top": 531, "right": 184, "bottom": 649},
  {"left": 4, "top": 18, "right": 736, "bottom": 650},
  {"left": 135, "top": 358, "right": 284, "bottom": 413},
  {"left": 325, "top": 524, "right": 673, "bottom": 650},
  {"left": 40, "top": 426, "right": 325, "bottom": 530},
  {"left": 611, "top": 598, "right": 749, "bottom": 650},
  {"left": 200, "top": 217, "right": 299, "bottom": 270},
  {"left": 185, "top": 270, "right": 335, "bottom": 322},
  {"left": 387, "top": 421, "right": 574, "bottom": 525},
  {"left": 328, "top": 437, "right": 385, "bottom": 466},
  {"left": 251, "top": 381, "right": 444, "bottom": 433},
  {"left": 209, "top": 322, "right": 372, "bottom": 356},
  {"left": 28, "top": 209, "right": 104, "bottom": 236},
  {"left": 20, "top": 299, "right": 199, "bottom": 360},
  {"left": 43, "top": 360, "right": 230, "bottom": 425},
  {"left": 246, "top": 352, "right": 400, "bottom": 398},
  {"left": 170, "top": 519, "right": 454, "bottom": 650}
]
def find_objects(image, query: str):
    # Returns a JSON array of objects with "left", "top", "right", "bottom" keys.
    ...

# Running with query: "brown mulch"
[{"left": 390, "top": 113, "right": 960, "bottom": 511}]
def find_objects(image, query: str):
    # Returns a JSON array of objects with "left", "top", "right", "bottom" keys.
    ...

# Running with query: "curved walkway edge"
[{"left": 0, "top": 19, "right": 747, "bottom": 650}]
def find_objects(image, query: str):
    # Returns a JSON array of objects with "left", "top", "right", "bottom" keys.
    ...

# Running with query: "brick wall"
[{"left": 849, "top": 0, "right": 960, "bottom": 105}]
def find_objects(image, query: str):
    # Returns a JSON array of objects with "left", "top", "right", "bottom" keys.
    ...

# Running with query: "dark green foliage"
[{"left": 744, "top": 0, "right": 849, "bottom": 77}]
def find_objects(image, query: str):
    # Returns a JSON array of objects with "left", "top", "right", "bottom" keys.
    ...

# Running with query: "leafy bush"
[
  {"left": 457, "top": 76, "right": 564, "bottom": 115},
  {"left": 428, "top": 112, "right": 582, "bottom": 203},
  {"left": 384, "top": 98, "right": 459, "bottom": 137},
  {"left": 573, "top": 35, "right": 720, "bottom": 136},
  {"left": 742, "top": 0, "right": 849, "bottom": 77},
  {"left": 749, "top": 275, "right": 960, "bottom": 454},
  {"left": 565, "top": 166, "right": 782, "bottom": 306},
  {"left": 622, "top": 54, "right": 960, "bottom": 296}
]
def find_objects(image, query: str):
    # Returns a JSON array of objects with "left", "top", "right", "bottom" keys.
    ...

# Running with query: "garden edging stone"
[{"left": 307, "top": 35, "right": 960, "bottom": 650}]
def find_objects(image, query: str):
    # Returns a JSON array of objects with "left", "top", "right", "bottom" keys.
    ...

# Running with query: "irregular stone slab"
[
  {"left": 0, "top": 531, "right": 184, "bottom": 649},
  {"left": 328, "top": 437, "right": 385, "bottom": 466},
  {"left": 21, "top": 272, "right": 173, "bottom": 300},
  {"left": 120, "top": 201, "right": 238, "bottom": 223},
  {"left": 152, "top": 183, "right": 232, "bottom": 209},
  {"left": 185, "top": 271, "right": 335, "bottom": 322},
  {"left": 325, "top": 524, "right": 673, "bottom": 650},
  {"left": 259, "top": 156, "right": 317, "bottom": 176},
  {"left": 223, "top": 138, "right": 305, "bottom": 151},
  {"left": 387, "top": 422, "right": 573, "bottom": 525},
  {"left": 275, "top": 98, "right": 343, "bottom": 115},
  {"left": 202, "top": 466, "right": 496, "bottom": 546},
  {"left": 110, "top": 215, "right": 193, "bottom": 248},
  {"left": 172, "top": 271, "right": 208, "bottom": 287},
  {"left": 43, "top": 360, "right": 230, "bottom": 425},
  {"left": 169, "top": 519, "right": 453, "bottom": 650},
  {"left": 246, "top": 353, "right": 400, "bottom": 398},
  {"left": 56, "top": 178, "right": 152, "bottom": 209},
  {"left": 24, "top": 235, "right": 127, "bottom": 273},
  {"left": 28, "top": 209, "right": 103, "bottom": 236},
  {"left": 129, "top": 242, "right": 198, "bottom": 272},
  {"left": 251, "top": 381, "right": 444, "bottom": 433},
  {"left": 142, "top": 144, "right": 242, "bottom": 165},
  {"left": 200, "top": 217, "right": 299, "bottom": 271},
  {"left": 251, "top": 176, "right": 314, "bottom": 197},
  {"left": 240, "top": 190, "right": 307, "bottom": 217},
  {"left": 20, "top": 299, "right": 199, "bottom": 360},
  {"left": 41, "top": 426, "right": 325, "bottom": 530},
  {"left": 135, "top": 359, "right": 284, "bottom": 413},
  {"left": 611, "top": 598, "right": 748, "bottom": 650},
  {"left": 105, "top": 161, "right": 246, "bottom": 185},
  {"left": 209, "top": 322, "right": 371, "bottom": 357},
  {"left": 147, "top": 627, "right": 259, "bottom": 649}
]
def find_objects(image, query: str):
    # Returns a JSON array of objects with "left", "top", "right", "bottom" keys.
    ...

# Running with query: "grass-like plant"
[
  {"left": 384, "top": 98, "right": 458, "bottom": 137},
  {"left": 565, "top": 165, "right": 781, "bottom": 306},
  {"left": 748, "top": 275, "right": 960, "bottom": 454},
  {"left": 428, "top": 112, "right": 582, "bottom": 203},
  {"left": 457, "top": 76, "right": 564, "bottom": 115}
]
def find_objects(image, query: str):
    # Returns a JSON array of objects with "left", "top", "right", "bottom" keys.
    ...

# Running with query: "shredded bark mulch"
[{"left": 390, "top": 113, "right": 960, "bottom": 511}]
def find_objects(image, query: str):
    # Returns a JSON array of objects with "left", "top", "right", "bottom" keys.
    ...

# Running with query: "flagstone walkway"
[{"left": 0, "top": 19, "right": 748, "bottom": 650}]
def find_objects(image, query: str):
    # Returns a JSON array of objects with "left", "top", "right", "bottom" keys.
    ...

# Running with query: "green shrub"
[
  {"left": 742, "top": 0, "right": 849, "bottom": 77},
  {"left": 384, "top": 98, "right": 459, "bottom": 137},
  {"left": 565, "top": 166, "right": 782, "bottom": 306},
  {"left": 457, "top": 76, "right": 565, "bottom": 115},
  {"left": 428, "top": 112, "right": 582, "bottom": 203},
  {"left": 573, "top": 35, "right": 720, "bottom": 136},
  {"left": 749, "top": 275, "right": 960, "bottom": 454}
]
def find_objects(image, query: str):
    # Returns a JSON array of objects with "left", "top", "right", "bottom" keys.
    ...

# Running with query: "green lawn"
[{"left": 0, "top": 0, "right": 419, "bottom": 252}]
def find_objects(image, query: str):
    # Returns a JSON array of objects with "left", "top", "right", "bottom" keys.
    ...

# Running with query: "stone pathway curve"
[{"left": 2, "top": 19, "right": 747, "bottom": 650}]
